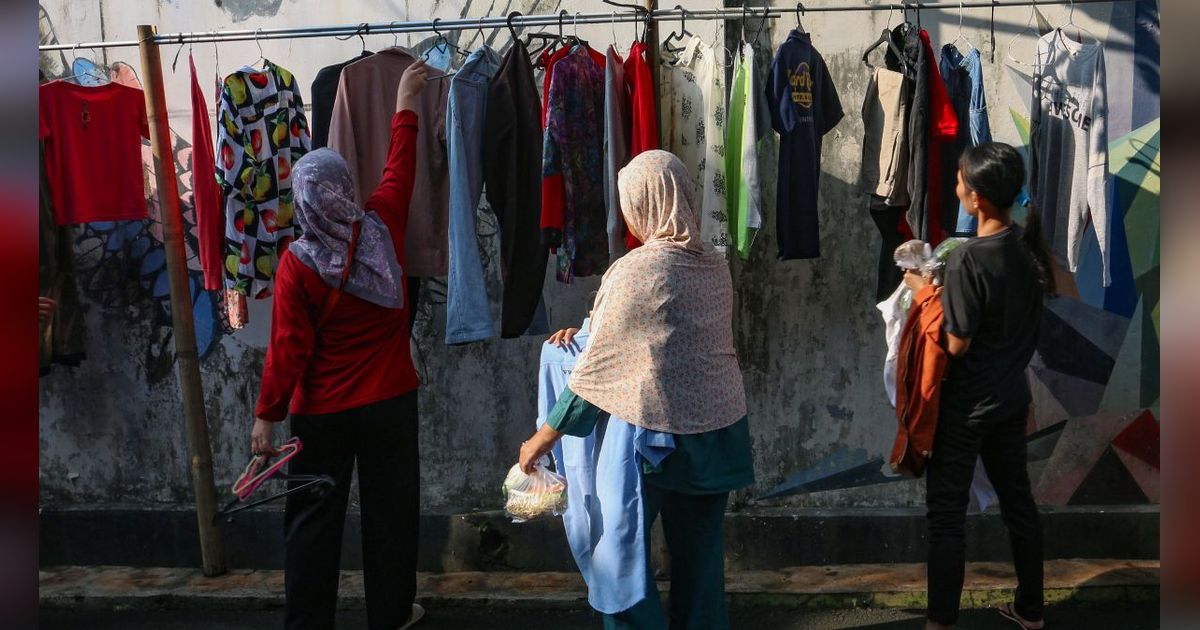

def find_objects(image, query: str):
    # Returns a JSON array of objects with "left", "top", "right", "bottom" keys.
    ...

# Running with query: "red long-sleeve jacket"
[
  {"left": 891, "top": 285, "right": 948, "bottom": 477},
  {"left": 255, "top": 111, "right": 420, "bottom": 422}
]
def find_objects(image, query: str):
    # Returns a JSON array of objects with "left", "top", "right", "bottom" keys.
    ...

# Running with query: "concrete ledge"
[
  {"left": 38, "top": 505, "right": 1159, "bottom": 571},
  {"left": 39, "top": 560, "right": 1159, "bottom": 612}
]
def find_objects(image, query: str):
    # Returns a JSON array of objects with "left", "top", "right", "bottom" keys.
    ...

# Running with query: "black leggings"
[
  {"left": 284, "top": 392, "right": 420, "bottom": 630},
  {"left": 925, "top": 406, "right": 1044, "bottom": 625},
  {"left": 870, "top": 203, "right": 908, "bottom": 303}
]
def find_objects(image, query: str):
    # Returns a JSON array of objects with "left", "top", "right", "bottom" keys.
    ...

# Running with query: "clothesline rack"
[
  {"left": 35, "top": 0, "right": 1129, "bottom": 580},
  {"left": 39, "top": 0, "right": 1120, "bottom": 51}
]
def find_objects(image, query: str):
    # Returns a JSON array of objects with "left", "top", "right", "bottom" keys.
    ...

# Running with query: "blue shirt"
[
  {"left": 939, "top": 45, "right": 992, "bottom": 235},
  {"left": 536, "top": 321, "right": 674, "bottom": 614}
]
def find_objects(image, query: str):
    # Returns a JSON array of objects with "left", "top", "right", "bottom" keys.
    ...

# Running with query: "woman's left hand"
[
  {"left": 250, "top": 417, "right": 279, "bottom": 457},
  {"left": 519, "top": 425, "right": 561, "bottom": 474}
]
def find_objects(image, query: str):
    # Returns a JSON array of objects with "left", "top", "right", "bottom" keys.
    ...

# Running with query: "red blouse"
[{"left": 255, "top": 110, "right": 420, "bottom": 422}]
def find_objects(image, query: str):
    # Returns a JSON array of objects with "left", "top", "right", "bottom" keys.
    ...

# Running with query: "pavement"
[{"left": 39, "top": 601, "right": 1162, "bottom": 629}]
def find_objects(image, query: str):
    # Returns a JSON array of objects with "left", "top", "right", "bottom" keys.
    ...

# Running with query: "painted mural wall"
[{"left": 37, "top": 0, "right": 1159, "bottom": 513}]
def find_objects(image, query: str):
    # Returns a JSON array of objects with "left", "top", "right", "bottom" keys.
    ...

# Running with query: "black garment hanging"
[
  {"left": 483, "top": 39, "right": 548, "bottom": 338},
  {"left": 887, "top": 22, "right": 933, "bottom": 242},
  {"left": 310, "top": 50, "right": 373, "bottom": 149}
]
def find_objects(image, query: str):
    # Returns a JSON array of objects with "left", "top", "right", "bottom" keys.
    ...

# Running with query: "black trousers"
[
  {"left": 870, "top": 202, "right": 908, "bottom": 303},
  {"left": 284, "top": 392, "right": 420, "bottom": 630},
  {"left": 925, "top": 406, "right": 1044, "bottom": 625}
]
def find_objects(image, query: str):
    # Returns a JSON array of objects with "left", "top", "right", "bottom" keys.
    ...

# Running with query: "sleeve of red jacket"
[
  {"left": 541, "top": 70, "right": 566, "bottom": 251},
  {"left": 254, "top": 258, "right": 318, "bottom": 422},
  {"left": 365, "top": 110, "right": 419, "bottom": 257}
]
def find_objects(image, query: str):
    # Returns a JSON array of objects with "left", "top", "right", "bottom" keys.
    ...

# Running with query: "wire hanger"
[
  {"left": 602, "top": 0, "right": 649, "bottom": 44},
  {"left": 170, "top": 32, "right": 191, "bottom": 74},
  {"left": 951, "top": 1, "right": 977, "bottom": 53},
  {"left": 1061, "top": 0, "right": 1100, "bottom": 46},
  {"left": 389, "top": 20, "right": 401, "bottom": 48},
  {"left": 334, "top": 23, "right": 369, "bottom": 56},
  {"left": 252, "top": 28, "right": 266, "bottom": 67},
  {"left": 795, "top": 3, "right": 807, "bottom": 34},
  {"left": 1005, "top": 0, "right": 1040, "bottom": 68},
  {"left": 60, "top": 41, "right": 111, "bottom": 84}
]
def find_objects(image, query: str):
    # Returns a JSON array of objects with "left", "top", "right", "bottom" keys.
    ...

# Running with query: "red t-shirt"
[
  {"left": 255, "top": 111, "right": 420, "bottom": 422},
  {"left": 921, "top": 30, "right": 960, "bottom": 247},
  {"left": 39, "top": 80, "right": 149, "bottom": 225}
]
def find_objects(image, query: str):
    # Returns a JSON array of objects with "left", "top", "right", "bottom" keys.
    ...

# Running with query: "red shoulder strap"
[{"left": 317, "top": 221, "right": 361, "bottom": 328}]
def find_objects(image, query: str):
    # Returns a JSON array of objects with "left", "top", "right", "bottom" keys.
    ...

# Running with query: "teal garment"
[{"left": 546, "top": 386, "right": 755, "bottom": 495}]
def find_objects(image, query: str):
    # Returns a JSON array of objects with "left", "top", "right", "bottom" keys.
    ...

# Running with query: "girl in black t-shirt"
[{"left": 906, "top": 143, "right": 1055, "bottom": 630}]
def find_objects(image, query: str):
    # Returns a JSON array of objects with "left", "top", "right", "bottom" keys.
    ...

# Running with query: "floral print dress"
[
  {"left": 661, "top": 36, "right": 729, "bottom": 253},
  {"left": 542, "top": 47, "right": 609, "bottom": 284},
  {"left": 216, "top": 59, "right": 311, "bottom": 299}
]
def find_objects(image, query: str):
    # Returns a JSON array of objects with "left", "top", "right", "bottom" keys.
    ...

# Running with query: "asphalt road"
[{"left": 40, "top": 601, "right": 1159, "bottom": 629}]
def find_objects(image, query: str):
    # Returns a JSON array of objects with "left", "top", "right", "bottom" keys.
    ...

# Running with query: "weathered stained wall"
[{"left": 38, "top": 0, "right": 1159, "bottom": 514}]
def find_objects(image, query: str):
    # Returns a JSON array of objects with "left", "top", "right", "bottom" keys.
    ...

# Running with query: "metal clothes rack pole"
[
  {"left": 135, "top": 24, "right": 226, "bottom": 577},
  {"left": 40, "top": 0, "right": 1127, "bottom": 51}
]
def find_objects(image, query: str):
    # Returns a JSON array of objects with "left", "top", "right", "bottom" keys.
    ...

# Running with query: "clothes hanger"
[
  {"left": 951, "top": 1, "right": 977, "bottom": 53},
  {"left": 333, "top": 23, "right": 370, "bottom": 57},
  {"left": 601, "top": 0, "right": 650, "bottom": 43},
  {"left": 525, "top": 10, "right": 566, "bottom": 59},
  {"left": 214, "top": 437, "right": 336, "bottom": 524},
  {"left": 1005, "top": 0, "right": 1040, "bottom": 68},
  {"left": 426, "top": 17, "right": 473, "bottom": 81},
  {"left": 862, "top": 5, "right": 910, "bottom": 71},
  {"left": 713, "top": 9, "right": 735, "bottom": 69},
  {"left": 662, "top": 5, "right": 694, "bottom": 58},
  {"left": 570, "top": 11, "right": 590, "bottom": 49},
  {"left": 507, "top": 10, "right": 523, "bottom": 44},
  {"left": 60, "top": 42, "right": 111, "bottom": 84},
  {"left": 170, "top": 33, "right": 191, "bottom": 74},
  {"left": 1061, "top": 0, "right": 1100, "bottom": 46},
  {"left": 251, "top": 28, "right": 266, "bottom": 68},
  {"left": 795, "top": 3, "right": 807, "bottom": 34}
]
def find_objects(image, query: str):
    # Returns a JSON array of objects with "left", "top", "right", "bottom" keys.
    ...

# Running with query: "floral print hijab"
[{"left": 288, "top": 148, "right": 404, "bottom": 309}]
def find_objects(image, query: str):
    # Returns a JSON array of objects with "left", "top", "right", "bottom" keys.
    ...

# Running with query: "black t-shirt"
[{"left": 940, "top": 226, "right": 1043, "bottom": 420}]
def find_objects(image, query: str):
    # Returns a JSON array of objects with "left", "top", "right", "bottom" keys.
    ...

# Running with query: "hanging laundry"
[
  {"left": 483, "top": 40, "right": 547, "bottom": 339},
  {"left": 542, "top": 46, "right": 608, "bottom": 284},
  {"left": 310, "top": 50, "right": 373, "bottom": 149},
  {"left": 39, "top": 80, "right": 149, "bottom": 225},
  {"left": 726, "top": 42, "right": 769, "bottom": 259},
  {"left": 328, "top": 47, "right": 450, "bottom": 278},
  {"left": 939, "top": 44, "right": 991, "bottom": 236},
  {"left": 445, "top": 46, "right": 503, "bottom": 345},
  {"left": 661, "top": 36, "right": 729, "bottom": 252},
  {"left": 766, "top": 29, "right": 843, "bottom": 260},
  {"left": 622, "top": 40, "right": 660, "bottom": 251},
  {"left": 860, "top": 66, "right": 912, "bottom": 207},
  {"left": 603, "top": 45, "right": 631, "bottom": 261},
  {"left": 216, "top": 60, "right": 311, "bottom": 299},
  {"left": 188, "top": 54, "right": 225, "bottom": 292},
  {"left": 39, "top": 140, "right": 86, "bottom": 374},
  {"left": 1030, "top": 29, "right": 1110, "bottom": 286},
  {"left": 919, "top": 29, "right": 959, "bottom": 247}
]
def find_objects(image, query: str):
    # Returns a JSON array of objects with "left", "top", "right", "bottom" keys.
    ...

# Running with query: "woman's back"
[{"left": 940, "top": 225, "right": 1043, "bottom": 422}]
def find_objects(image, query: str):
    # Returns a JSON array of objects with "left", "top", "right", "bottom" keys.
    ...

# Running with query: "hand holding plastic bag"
[{"left": 502, "top": 457, "right": 568, "bottom": 522}]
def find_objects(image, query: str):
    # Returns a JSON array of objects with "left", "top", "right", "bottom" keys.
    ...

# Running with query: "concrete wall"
[{"left": 38, "top": 1, "right": 1159, "bottom": 514}]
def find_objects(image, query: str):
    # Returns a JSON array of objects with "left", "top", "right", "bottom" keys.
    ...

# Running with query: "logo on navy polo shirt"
[{"left": 788, "top": 62, "right": 814, "bottom": 108}]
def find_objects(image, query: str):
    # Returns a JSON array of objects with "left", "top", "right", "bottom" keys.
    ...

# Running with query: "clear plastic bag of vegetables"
[{"left": 502, "top": 457, "right": 568, "bottom": 523}]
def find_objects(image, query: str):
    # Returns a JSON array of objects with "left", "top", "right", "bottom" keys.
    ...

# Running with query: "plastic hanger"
[
  {"left": 795, "top": 3, "right": 808, "bottom": 34},
  {"left": 862, "top": 5, "right": 910, "bottom": 71},
  {"left": 60, "top": 42, "right": 111, "bottom": 84},
  {"left": 601, "top": 0, "right": 650, "bottom": 43},
  {"left": 662, "top": 5, "right": 694, "bottom": 58},
  {"left": 215, "top": 437, "right": 335, "bottom": 524}
]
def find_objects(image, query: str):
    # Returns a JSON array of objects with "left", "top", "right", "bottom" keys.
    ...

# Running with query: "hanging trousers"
[
  {"left": 925, "top": 405, "right": 1044, "bottom": 625},
  {"left": 604, "top": 486, "right": 731, "bottom": 630},
  {"left": 284, "top": 392, "right": 420, "bottom": 630},
  {"left": 870, "top": 201, "right": 908, "bottom": 303}
]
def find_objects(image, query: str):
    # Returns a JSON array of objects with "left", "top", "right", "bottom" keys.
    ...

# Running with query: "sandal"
[{"left": 997, "top": 602, "right": 1044, "bottom": 629}]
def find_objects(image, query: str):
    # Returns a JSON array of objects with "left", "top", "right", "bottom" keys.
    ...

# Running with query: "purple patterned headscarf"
[{"left": 288, "top": 148, "right": 404, "bottom": 309}]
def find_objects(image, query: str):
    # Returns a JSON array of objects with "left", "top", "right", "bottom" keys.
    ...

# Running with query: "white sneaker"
[{"left": 398, "top": 603, "right": 424, "bottom": 629}]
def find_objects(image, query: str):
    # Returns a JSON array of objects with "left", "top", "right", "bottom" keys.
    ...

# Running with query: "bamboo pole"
[{"left": 136, "top": 24, "right": 226, "bottom": 577}]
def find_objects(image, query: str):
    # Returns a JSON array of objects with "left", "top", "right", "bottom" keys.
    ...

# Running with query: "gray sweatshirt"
[{"left": 1029, "top": 29, "right": 1110, "bottom": 286}]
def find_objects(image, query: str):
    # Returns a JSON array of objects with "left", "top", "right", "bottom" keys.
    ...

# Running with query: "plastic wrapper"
[{"left": 502, "top": 459, "right": 568, "bottom": 522}]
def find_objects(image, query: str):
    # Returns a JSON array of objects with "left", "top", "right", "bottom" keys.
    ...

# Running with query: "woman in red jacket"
[
  {"left": 250, "top": 61, "right": 429, "bottom": 630},
  {"left": 906, "top": 142, "right": 1055, "bottom": 630}
]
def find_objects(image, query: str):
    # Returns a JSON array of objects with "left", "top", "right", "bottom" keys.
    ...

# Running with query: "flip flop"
[
  {"left": 398, "top": 603, "right": 425, "bottom": 629},
  {"left": 997, "top": 602, "right": 1045, "bottom": 629}
]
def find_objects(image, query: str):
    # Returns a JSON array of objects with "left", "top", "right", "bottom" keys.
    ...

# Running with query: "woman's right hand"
[
  {"left": 547, "top": 328, "right": 580, "bottom": 349},
  {"left": 250, "top": 417, "right": 279, "bottom": 457},
  {"left": 396, "top": 60, "right": 429, "bottom": 113}
]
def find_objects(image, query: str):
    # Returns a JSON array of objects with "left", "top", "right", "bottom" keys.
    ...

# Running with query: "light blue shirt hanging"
[{"left": 535, "top": 320, "right": 675, "bottom": 614}]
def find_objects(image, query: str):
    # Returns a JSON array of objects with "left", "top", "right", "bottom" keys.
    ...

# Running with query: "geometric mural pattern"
[{"left": 767, "top": 1, "right": 1160, "bottom": 506}]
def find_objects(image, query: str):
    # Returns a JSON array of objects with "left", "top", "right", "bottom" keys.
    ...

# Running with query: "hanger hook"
[
  {"left": 558, "top": 9, "right": 567, "bottom": 40},
  {"left": 359, "top": 22, "right": 368, "bottom": 52},
  {"left": 254, "top": 28, "right": 264, "bottom": 61},
  {"left": 507, "top": 11, "right": 521, "bottom": 42},
  {"left": 611, "top": 11, "right": 618, "bottom": 45},
  {"left": 574, "top": 11, "right": 582, "bottom": 41},
  {"left": 389, "top": 20, "right": 400, "bottom": 47},
  {"left": 432, "top": 17, "right": 443, "bottom": 40},
  {"left": 676, "top": 4, "right": 686, "bottom": 35}
]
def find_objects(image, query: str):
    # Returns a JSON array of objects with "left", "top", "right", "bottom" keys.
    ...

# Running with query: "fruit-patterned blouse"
[{"left": 216, "top": 59, "right": 311, "bottom": 299}]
